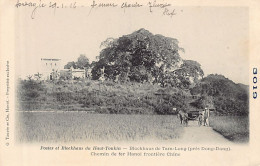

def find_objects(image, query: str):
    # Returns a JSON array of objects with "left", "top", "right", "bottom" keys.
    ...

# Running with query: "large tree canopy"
[{"left": 92, "top": 29, "right": 205, "bottom": 87}]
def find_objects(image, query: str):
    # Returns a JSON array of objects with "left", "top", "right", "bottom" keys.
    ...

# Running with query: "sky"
[{"left": 16, "top": 5, "right": 249, "bottom": 84}]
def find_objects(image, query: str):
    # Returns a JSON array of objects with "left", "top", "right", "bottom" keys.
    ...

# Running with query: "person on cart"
[{"left": 203, "top": 107, "right": 210, "bottom": 126}]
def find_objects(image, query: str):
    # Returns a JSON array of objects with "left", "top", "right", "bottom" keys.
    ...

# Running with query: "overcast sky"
[{"left": 16, "top": 6, "right": 249, "bottom": 84}]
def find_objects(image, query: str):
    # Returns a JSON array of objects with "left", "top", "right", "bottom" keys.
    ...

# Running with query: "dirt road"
[{"left": 177, "top": 120, "right": 232, "bottom": 144}]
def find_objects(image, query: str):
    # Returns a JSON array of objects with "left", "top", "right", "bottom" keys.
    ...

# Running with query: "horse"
[{"left": 177, "top": 110, "right": 188, "bottom": 126}]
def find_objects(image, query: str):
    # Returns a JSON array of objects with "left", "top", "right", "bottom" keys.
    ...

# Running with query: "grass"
[
  {"left": 17, "top": 80, "right": 188, "bottom": 115},
  {"left": 16, "top": 112, "right": 183, "bottom": 143},
  {"left": 210, "top": 115, "right": 249, "bottom": 143}
]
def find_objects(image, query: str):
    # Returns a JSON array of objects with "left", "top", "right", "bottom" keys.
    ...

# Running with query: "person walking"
[{"left": 203, "top": 107, "right": 210, "bottom": 126}]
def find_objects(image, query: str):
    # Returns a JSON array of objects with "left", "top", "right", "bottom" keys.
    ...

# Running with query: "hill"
[
  {"left": 190, "top": 74, "right": 249, "bottom": 115},
  {"left": 17, "top": 79, "right": 190, "bottom": 115},
  {"left": 17, "top": 29, "right": 249, "bottom": 116}
]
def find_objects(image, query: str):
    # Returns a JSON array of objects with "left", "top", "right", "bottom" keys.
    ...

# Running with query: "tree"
[
  {"left": 77, "top": 54, "right": 90, "bottom": 69},
  {"left": 190, "top": 74, "right": 249, "bottom": 115},
  {"left": 34, "top": 72, "right": 42, "bottom": 81},
  {"left": 64, "top": 54, "right": 90, "bottom": 69},
  {"left": 27, "top": 75, "right": 33, "bottom": 81},
  {"left": 92, "top": 28, "right": 185, "bottom": 83},
  {"left": 64, "top": 61, "right": 77, "bottom": 69},
  {"left": 172, "top": 60, "right": 204, "bottom": 88}
]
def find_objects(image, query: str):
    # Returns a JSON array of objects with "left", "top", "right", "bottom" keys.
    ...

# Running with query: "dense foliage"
[
  {"left": 64, "top": 54, "right": 90, "bottom": 69},
  {"left": 17, "top": 80, "right": 191, "bottom": 114},
  {"left": 19, "top": 29, "right": 248, "bottom": 116},
  {"left": 190, "top": 74, "right": 249, "bottom": 115},
  {"left": 18, "top": 75, "right": 249, "bottom": 115},
  {"left": 91, "top": 29, "right": 203, "bottom": 88}
]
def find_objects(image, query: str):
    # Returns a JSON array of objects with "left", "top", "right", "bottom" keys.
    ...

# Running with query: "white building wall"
[
  {"left": 40, "top": 58, "right": 61, "bottom": 80},
  {"left": 72, "top": 69, "right": 85, "bottom": 79}
]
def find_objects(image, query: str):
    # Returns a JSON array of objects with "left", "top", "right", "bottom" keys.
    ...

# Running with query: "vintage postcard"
[{"left": 1, "top": 0, "right": 260, "bottom": 165}]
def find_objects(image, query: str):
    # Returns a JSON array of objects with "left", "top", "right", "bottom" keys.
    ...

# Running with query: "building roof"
[{"left": 41, "top": 58, "right": 61, "bottom": 61}]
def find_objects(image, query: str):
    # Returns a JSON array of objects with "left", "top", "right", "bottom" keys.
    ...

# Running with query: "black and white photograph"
[{"left": 15, "top": 5, "right": 249, "bottom": 144}]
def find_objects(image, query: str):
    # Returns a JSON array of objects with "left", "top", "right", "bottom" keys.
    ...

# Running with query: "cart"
[{"left": 187, "top": 110, "right": 203, "bottom": 126}]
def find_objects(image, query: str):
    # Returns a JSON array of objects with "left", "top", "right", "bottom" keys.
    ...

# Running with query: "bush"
[
  {"left": 18, "top": 80, "right": 44, "bottom": 101},
  {"left": 54, "top": 92, "right": 73, "bottom": 103},
  {"left": 17, "top": 79, "right": 190, "bottom": 114}
]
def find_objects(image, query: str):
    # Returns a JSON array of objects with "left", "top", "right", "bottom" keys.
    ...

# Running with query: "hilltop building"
[
  {"left": 40, "top": 58, "right": 87, "bottom": 80},
  {"left": 40, "top": 58, "right": 61, "bottom": 80},
  {"left": 60, "top": 67, "right": 86, "bottom": 80}
]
